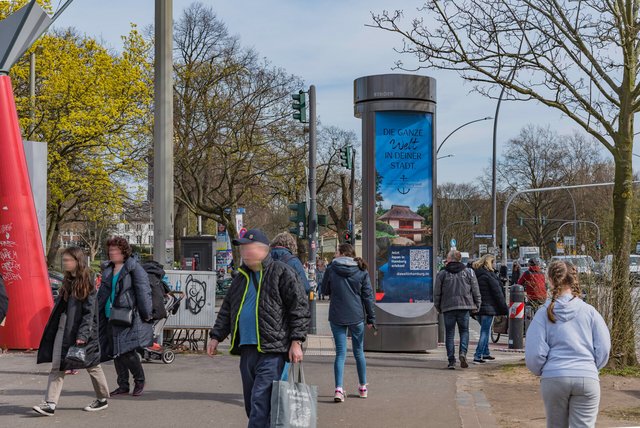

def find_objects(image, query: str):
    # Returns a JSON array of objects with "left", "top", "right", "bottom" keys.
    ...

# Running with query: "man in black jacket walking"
[{"left": 207, "top": 229, "right": 309, "bottom": 428}]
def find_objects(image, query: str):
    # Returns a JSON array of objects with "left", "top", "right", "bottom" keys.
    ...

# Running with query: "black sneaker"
[
  {"left": 83, "top": 399, "right": 108, "bottom": 412},
  {"left": 459, "top": 355, "right": 469, "bottom": 369},
  {"left": 33, "top": 402, "right": 55, "bottom": 416},
  {"left": 483, "top": 355, "right": 496, "bottom": 361},
  {"left": 473, "top": 358, "right": 487, "bottom": 364},
  {"left": 110, "top": 387, "right": 129, "bottom": 396},
  {"left": 132, "top": 382, "right": 145, "bottom": 397},
  {"left": 447, "top": 362, "right": 456, "bottom": 370}
]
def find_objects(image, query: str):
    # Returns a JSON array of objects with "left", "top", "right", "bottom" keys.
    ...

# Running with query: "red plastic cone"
[{"left": 0, "top": 74, "right": 53, "bottom": 349}]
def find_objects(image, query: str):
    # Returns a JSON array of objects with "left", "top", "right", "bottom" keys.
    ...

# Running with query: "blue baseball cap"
[{"left": 232, "top": 229, "right": 270, "bottom": 246}]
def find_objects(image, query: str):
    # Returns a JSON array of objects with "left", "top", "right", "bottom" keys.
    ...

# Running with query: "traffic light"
[
  {"left": 291, "top": 91, "right": 308, "bottom": 123},
  {"left": 509, "top": 238, "right": 518, "bottom": 250},
  {"left": 339, "top": 146, "right": 353, "bottom": 169},
  {"left": 318, "top": 214, "right": 328, "bottom": 227},
  {"left": 541, "top": 216, "right": 547, "bottom": 225},
  {"left": 288, "top": 202, "right": 307, "bottom": 238},
  {"left": 595, "top": 241, "right": 603, "bottom": 250},
  {"left": 518, "top": 217, "right": 524, "bottom": 226},
  {"left": 472, "top": 215, "right": 480, "bottom": 225},
  {"left": 342, "top": 230, "right": 352, "bottom": 244}
]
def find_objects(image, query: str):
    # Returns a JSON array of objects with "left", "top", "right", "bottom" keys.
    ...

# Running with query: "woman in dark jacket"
[
  {"left": 321, "top": 244, "right": 375, "bottom": 403},
  {"left": 97, "top": 237, "right": 153, "bottom": 397},
  {"left": 34, "top": 247, "right": 110, "bottom": 416},
  {"left": 472, "top": 254, "right": 508, "bottom": 364},
  {"left": 511, "top": 261, "right": 522, "bottom": 285}
]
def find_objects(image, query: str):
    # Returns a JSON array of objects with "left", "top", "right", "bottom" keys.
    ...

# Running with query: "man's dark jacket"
[{"left": 210, "top": 255, "right": 309, "bottom": 356}]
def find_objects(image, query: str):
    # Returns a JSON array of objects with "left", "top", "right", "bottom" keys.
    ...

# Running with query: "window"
[
  {"left": 136, "top": 236, "right": 142, "bottom": 244},
  {"left": 399, "top": 220, "right": 414, "bottom": 229},
  {"left": 149, "top": 236, "right": 153, "bottom": 245},
  {"left": 136, "top": 224, "right": 142, "bottom": 231},
  {"left": 149, "top": 224, "right": 153, "bottom": 231},
  {"left": 124, "top": 224, "right": 130, "bottom": 232}
]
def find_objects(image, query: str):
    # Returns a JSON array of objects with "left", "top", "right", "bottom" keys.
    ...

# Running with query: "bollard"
[
  {"left": 309, "top": 291, "right": 317, "bottom": 335},
  {"left": 438, "top": 312, "right": 445, "bottom": 343},
  {"left": 508, "top": 284, "right": 525, "bottom": 349}
]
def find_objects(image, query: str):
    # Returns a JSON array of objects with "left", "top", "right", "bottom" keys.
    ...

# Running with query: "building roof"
[{"left": 378, "top": 205, "right": 425, "bottom": 222}]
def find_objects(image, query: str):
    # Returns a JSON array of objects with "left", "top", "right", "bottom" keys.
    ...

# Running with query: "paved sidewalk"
[{"left": 0, "top": 338, "right": 523, "bottom": 428}]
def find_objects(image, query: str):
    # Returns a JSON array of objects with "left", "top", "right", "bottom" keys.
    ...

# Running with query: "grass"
[
  {"left": 601, "top": 366, "right": 640, "bottom": 378},
  {"left": 499, "top": 362, "right": 527, "bottom": 373},
  {"left": 602, "top": 407, "right": 640, "bottom": 422}
]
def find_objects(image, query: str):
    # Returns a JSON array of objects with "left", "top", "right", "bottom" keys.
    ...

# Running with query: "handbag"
[
  {"left": 271, "top": 363, "right": 318, "bottom": 428},
  {"left": 65, "top": 345, "right": 86, "bottom": 364},
  {"left": 109, "top": 306, "right": 133, "bottom": 326}
]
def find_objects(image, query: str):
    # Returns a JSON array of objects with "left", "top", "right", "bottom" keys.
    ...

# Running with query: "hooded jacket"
[
  {"left": 434, "top": 261, "right": 481, "bottom": 313},
  {"left": 321, "top": 257, "right": 375, "bottom": 326},
  {"left": 270, "top": 247, "right": 311, "bottom": 293},
  {"left": 525, "top": 295, "right": 611, "bottom": 380},
  {"left": 210, "top": 255, "right": 309, "bottom": 356}
]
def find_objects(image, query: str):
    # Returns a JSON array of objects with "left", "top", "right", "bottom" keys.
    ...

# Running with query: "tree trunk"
[{"left": 609, "top": 134, "right": 637, "bottom": 367}]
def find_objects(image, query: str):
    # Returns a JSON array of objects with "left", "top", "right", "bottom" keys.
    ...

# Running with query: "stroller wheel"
[{"left": 162, "top": 350, "right": 175, "bottom": 364}]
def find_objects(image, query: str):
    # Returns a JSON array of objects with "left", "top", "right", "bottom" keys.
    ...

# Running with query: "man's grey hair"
[{"left": 447, "top": 249, "right": 462, "bottom": 262}]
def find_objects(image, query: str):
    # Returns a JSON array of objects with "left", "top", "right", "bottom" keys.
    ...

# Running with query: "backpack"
[{"left": 142, "top": 261, "right": 170, "bottom": 320}]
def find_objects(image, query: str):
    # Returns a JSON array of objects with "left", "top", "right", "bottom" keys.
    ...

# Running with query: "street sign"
[
  {"left": 474, "top": 233, "right": 493, "bottom": 239},
  {"left": 636, "top": 241, "right": 640, "bottom": 254},
  {"left": 563, "top": 236, "right": 576, "bottom": 246},
  {"left": 556, "top": 242, "right": 565, "bottom": 255},
  {"left": 479, "top": 244, "right": 488, "bottom": 255},
  {"left": 450, "top": 238, "right": 457, "bottom": 248}
]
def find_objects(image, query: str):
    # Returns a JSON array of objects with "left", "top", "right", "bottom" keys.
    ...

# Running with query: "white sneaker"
[{"left": 334, "top": 387, "right": 345, "bottom": 403}]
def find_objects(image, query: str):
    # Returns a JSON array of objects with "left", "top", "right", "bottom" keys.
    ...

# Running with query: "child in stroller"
[{"left": 139, "top": 291, "right": 184, "bottom": 364}]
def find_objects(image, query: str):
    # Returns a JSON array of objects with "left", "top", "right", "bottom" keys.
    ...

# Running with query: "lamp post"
[{"left": 436, "top": 117, "right": 493, "bottom": 155}]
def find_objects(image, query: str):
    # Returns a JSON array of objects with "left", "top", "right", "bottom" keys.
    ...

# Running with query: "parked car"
[
  {"left": 48, "top": 270, "right": 64, "bottom": 298},
  {"left": 550, "top": 255, "right": 595, "bottom": 275}
]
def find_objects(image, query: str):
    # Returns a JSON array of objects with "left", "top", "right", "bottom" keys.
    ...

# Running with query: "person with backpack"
[
  {"left": 525, "top": 261, "right": 610, "bottom": 428},
  {"left": 33, "top": 247, "right": 110, "bottom": 416},
  {"left": 97, "top": 236, "right": 153, "bottom": 397},
  {"left": 321, "top": 244, "right": 375, "bottom": 402},
  {"left": 434, "top": 250, "right": 481, "bottom": 370},
  {"left": 270, "top": 232, "right": 311, "bottom": 293},
  {"left": 518, "top": 258, "right": 548, "bottom": 310}
]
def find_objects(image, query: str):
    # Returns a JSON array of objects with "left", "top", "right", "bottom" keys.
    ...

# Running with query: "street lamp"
[
  {"left": 436, "top": 117, "right": 493, "bottom": 154},
  {"left": 437, "top": 154, "right": 455, "bottom": 160}
]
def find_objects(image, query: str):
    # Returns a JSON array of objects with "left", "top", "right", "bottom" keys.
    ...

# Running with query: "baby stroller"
[{"left": 139, "top": 291, "right": 184, "bottom": 364}]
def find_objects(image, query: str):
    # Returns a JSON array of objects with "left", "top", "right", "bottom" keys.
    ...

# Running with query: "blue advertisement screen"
[{"left": 375, "top": 111, "right": 433, "bottom": 303}]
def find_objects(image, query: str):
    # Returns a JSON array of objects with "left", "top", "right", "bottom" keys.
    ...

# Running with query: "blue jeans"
[
  {"left": 330, "top": 321, "right": 366, "bottom": 388},
  {"left": 443, "top": 310, "right": 470, "bottom": 363},
  {"left": 474, "top": 315, "right": 493, "bottom": 360},
  {"left": 239, "top": 346, "right": 286, "bottom": 428}
]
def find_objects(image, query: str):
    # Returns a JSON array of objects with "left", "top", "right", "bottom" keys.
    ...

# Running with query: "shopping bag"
[{"left": 270, "top": 362, "right": 317, "bottom": 428}]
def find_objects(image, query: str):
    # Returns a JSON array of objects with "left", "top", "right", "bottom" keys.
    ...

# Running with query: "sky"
[{"left": 52, "top": 0, "right": 617, "bottom": 184}]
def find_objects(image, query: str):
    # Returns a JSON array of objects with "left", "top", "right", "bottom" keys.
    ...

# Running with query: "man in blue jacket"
[{"left": 270, "top": 232, "right": 311, "bottom": 293}]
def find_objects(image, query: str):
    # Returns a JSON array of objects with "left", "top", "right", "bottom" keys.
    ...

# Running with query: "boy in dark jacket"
[
  {"left": 207, "top": 229, "right": 309, "bottom": 428},
  {"left": 434, "top": 250, "right": 481, "bottom": 370}
]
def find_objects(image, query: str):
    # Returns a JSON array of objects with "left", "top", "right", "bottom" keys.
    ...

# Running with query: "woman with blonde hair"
[
  {"left": 471, "top": 254, "right": 508, "bottom": 364},
  {"left": 525, "top": 261, "right": 610, "bottom": 428}
]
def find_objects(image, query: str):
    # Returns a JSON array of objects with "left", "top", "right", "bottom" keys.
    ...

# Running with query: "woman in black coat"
[
  {"left": 471, "top": 254, "right": 508, "bottom": 364},
  {"left": 34, "top": 247, "right": 110, "bottom": 416},
  {"left": 97, "top": 236, "right": 153, "bottom": 397}
]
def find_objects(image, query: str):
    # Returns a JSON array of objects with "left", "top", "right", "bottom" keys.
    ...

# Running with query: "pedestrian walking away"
[
  {"left": 511, "top": 261, "right": 522, "bottom": 286},
  {"left": 207, "top": 229, "right": 309, "bottom": 428},
  {"left": 472, "top": 255, "right": 508, "bottom": 364},
  {"left": 33, "top": 247, "right": 110, "bottom": 416},
  {"left": 434, "top": 250, "right": 481, "bottom": 370},
  {"left": 97, "top": 236, "right": 154, "bottom": 398},
  {"left": 525, "top": 260, "right": 611, "bottom": 428},
  {"left": 270, "top": 232, "right": 312, "bottom": 293},
  {"left": 321, "top": 243, "right": 375, "bottom": 403}
]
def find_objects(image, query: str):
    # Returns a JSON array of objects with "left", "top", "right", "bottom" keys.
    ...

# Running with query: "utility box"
[{"left": 180, "top": 236, "right": 216, "bottom": 271}]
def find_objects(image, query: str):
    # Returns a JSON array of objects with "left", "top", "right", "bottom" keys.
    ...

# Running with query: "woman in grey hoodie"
[{"left": 525, "top": 261, "right": 611, "bottom": 428}]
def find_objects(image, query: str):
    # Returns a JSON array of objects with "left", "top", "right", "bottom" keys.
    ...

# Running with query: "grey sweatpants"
[{"left": 540, "top": 377, "right": 600, "bottom": 428}]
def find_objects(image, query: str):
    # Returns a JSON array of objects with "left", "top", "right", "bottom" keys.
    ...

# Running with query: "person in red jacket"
[{"left": 518, "top": 259, "right": 548, "bottom": 308}]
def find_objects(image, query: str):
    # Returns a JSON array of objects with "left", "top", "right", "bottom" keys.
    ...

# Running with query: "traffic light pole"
[
  {"left": 308, "top": 85, "right": 318, "bottom": 335},
  {"left": 350, "top": 147, "right": 356, "bottom": 246}
]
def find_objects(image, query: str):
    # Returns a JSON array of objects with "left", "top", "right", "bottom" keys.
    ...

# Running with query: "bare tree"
[{"left": 372, "top": 0, "right": 640, "bottom": 367}]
